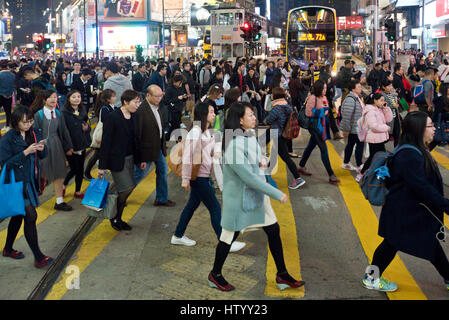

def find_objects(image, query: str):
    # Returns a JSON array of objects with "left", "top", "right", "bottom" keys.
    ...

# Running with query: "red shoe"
[
  {"left": 208, "top": 272, "right": 235, "bottom": 292},
  {"left": 276, "top": 275, "right": 305, "bottom": 291},
  {"left": 2, "top": 249, "right": 24, "bottom": 259},
  {"left": 74, "top": 192, "right": 85, "bottom": 199},
  {"left": 34, "top": 256, "right": 54, "bottom": 268}
]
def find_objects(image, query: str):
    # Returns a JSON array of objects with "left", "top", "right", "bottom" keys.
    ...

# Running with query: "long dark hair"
[
  {"left": 399, "top": 111, "right": 438, "bottom": 175},
  {"left": 270, "top": 72, "right": 284, "bottom": 91},
  {"left": 224, "top": 87, "right": 241, "bottom": 112},
  {"left": 10, "top": 105, "right": 35, "bottom": 145},
  {"left": 64, "top": 90, "right": 86, "bottom": 114},
  {"left": 191, "top": 102, "right": 211, "bottom": 133},
  {"left": 312, "top": 80, "right": 326, "bottom": 97},
  {"left": 30, "top": 89, "right": 57, "bottom": 113},
  {"left": 222, "top": 102, "right": 254, "bottom": 152}
]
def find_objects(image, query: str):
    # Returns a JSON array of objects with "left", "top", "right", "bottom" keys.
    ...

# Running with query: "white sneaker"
[
  {"left": 341, "top": 163, "right": 356, "bottom": 171},
  {"left": 171, "top": 235, "right": 196, "bottom": 246},
  {"left": 229, "top": 241, "right": 246, "bottom": 253},
  {"left": 355, "top": 173, "right": 364, "bottom": 182},
  {"left": 356, "top": 164, "right": 364, "bottom": 173}
]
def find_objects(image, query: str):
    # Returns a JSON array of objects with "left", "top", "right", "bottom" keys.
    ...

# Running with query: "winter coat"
[
  {"left": 62, "top": 109, "right": 92, "bottom": 152},
  {"left": 362, "top": 104, "right": 393, "bottom": 144},
  {"left": 379, "top": 147, "right": 449, "bottom": 261},
  {"left": 264, "top": 99, "right": 292, "bottom": 137},
  {"left": 340, "top": 92, "right": 364, "bottom": 134},
  {"left": 221, "top": 135, "right": 283, "bottom": 231}
]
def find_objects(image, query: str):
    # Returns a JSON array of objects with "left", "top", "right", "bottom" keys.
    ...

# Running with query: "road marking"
[
  {"left": 45, "top": 168, "right": 159, "bottom": 300},
  {"left": 0, "top": 169, "right": 98, "bottom": 246},
  {"left": 327, "top": 141, "right": 427, "bottom": 300},
  {"left": 430, "top": 150, "right": 449, "bottom": 228},
  {"left": 265, "top": 157, "right": 305, "bottom": 298}
]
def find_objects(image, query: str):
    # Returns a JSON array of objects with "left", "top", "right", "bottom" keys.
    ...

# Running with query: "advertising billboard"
[
  {"left": 190, "top": 5, "right": 218, "bottom": 26},
  {"left": 150, "top": 0, "right": 181, "bottom": 22},
  {"left": 102, "top": 0, "right": 146, "bottom": 21},
  {"left": 101, "top": 26, "right": 147, "bottom": 50},
  {"left": 437, "top": 0, "right": 449, "bottom": 18}
]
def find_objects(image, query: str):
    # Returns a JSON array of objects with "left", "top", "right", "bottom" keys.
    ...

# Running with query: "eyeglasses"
[{"left": 22, "top": 119, "right": 34, "bottom": 125}]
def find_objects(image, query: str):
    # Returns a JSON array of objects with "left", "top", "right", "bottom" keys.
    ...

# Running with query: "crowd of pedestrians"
[{"left": 0, "top": 51, "right": 448, "bottom": 294}]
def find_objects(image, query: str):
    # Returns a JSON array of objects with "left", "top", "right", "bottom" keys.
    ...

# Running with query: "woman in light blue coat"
[{"left": 207, "top": 102, "right": 305, "bottom": 292}]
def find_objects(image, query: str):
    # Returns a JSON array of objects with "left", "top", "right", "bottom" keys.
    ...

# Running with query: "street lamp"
[{"left": 16, "top": 25, "right": 20, "bottom": 29}]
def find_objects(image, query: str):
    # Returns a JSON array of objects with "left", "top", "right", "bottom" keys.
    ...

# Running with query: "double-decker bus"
[
  {"left": 337, "top": 32, "right": 352, "bottom": 59},
  {"left": 286, "top": 6, "right": 337, "bottom": 76},
  {"left": 209, "top": 7, "right": 267, "bottom": 62}
]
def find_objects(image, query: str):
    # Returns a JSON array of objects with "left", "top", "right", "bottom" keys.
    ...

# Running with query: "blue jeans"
[
  {"left": 133, "top": 150, "right": 168, "bottom": 202},
  {"left": 174, "top": 177, "right": 221, "bottom": 239}
]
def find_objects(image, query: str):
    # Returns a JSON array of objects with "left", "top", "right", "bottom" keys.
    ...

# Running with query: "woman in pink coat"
[{"left": 356, "top": 93, "right": 393, "bottom": 181}]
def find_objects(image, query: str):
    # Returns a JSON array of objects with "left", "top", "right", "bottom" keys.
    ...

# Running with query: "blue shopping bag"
[
  {"left": 0, "top": 168, "right": 26, "bottom": 219},
  {"left": 82, "top": 177, "right": 110, "bottom": 211}
]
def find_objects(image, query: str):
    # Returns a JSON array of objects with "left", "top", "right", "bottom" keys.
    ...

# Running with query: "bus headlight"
[
  {"left": 336, "top": 52, "right": 341, "bottom": 58},
  {"left": 331, "top": 71, "right": 337, "bottom": 77}
]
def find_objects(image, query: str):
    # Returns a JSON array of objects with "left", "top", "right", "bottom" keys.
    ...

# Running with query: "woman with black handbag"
[{"left": 0, "top": 106, "right": 54, "bottom": 268}]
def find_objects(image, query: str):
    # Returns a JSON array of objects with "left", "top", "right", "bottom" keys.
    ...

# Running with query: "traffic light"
[
  {"left": 384, "top": 18, "right": 397, "bottom": 42},
  {"left": 43, "top": 38, "right": 51, "bottom": 51},
  {"left": 253, "top": 25, "right": 262, "bottom": 41},
  {"left": 240, "top": 22, "right": 252, "bottom": 41},
  {"left": 35, "top": 35, "right": 43, "bottom": 51}
]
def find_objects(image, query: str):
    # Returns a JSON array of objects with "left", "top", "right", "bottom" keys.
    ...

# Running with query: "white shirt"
[
  {"left": 43, "top": 106, "right": 56, "bottom": 120},
  {"left": 148, "top": 100, "right": 162, "bottom": 139}
]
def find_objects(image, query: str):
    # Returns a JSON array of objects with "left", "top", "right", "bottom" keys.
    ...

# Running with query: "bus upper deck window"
[{"left": 235, "top": 13, "right": 243, "bottom": 25}]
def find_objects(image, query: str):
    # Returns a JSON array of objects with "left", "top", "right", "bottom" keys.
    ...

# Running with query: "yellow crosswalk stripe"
[
  {"left": 265, "top": 157, "right": 305, "bottom": 298},
  {"left": 430, "top": 150, "right": 449, "bottom": 228},
  {"left": 46, "top": 165, "right": 163, "bottom": 300},
  {"left": 327, "top": 141, "right": 427, "bottom": 300},
  {"left": 0, "top": 169, "right": 98, "bottom": 246}
]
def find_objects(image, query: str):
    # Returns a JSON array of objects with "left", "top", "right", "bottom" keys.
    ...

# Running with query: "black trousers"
[
  {"left": 344, "top": 134, "right": 365, "bottom": 167},
  {"left": 361, "top": 142, "right": 386, "bottom": 174},
  {"left": 0, "top": 95, "right": 12, "bottom": 127},
  {"left": 84, "top": 149, "right": 99, "bottom": 177},
  {"left": 371, "top": 238, "right": 449, "bottom": 281},
  {"left": 273, "top": 136, "right": 300, "bottom": 180},
  {"left": 64, "top": 151, "right": 86, "bottom": 192}
]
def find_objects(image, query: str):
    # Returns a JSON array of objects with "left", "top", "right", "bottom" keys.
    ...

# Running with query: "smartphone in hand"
[{"left": 38, "top": 139, "right": 47, "bottom": 145}]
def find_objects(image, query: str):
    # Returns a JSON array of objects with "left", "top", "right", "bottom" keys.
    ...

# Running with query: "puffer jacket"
[
  {"left": 363, "top": 104, "right": 394, "bottom": 144},
  {"left": 264, "top": 98, "right": 292, "bottom": 137},
  {"left": 340, "top": 92, "right": 364, "bottom": 134}
]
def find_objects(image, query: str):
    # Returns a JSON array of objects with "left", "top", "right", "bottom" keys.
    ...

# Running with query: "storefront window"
[
  {"left": 222, "top": 44, "right": 232, "bottom": 58},
  {"left": 212, "top": 44, "right": 222, "bottom": 58},
  {"left": 233, "top": 43, "right": 243, "bottom": 57}
]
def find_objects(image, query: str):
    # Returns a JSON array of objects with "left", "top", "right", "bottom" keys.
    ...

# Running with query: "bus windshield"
[{"left": 287, "top": 7, "right": 336, "bottom": 71}]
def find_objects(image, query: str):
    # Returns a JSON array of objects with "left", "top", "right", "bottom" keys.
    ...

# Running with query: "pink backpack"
[{"left": 356, "top": 112, "right": 369, "bottom": 142}]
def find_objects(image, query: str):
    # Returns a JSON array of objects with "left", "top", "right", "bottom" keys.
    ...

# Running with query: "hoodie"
[{"left": 103, "top": 74, "right": 133, "bottom": 107}]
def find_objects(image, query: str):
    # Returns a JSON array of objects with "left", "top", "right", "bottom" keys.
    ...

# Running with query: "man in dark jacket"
[
  {"left": 143, "top": 63, "right": 167, "bottom": 93},
  {"left": 392, "top": 63, "right": 407, "bottom": 102},
  {"left": 182, "top": 62, "right": 198, "bottom": 99},
  {"left": 71, "top": 68, "right": 96, "bottom": 111},
  {"left": 133, "top": 84, "right": 175, "bottom": 207},
  {"left": 338, "top": 60, "right": 354, "bottom": 100},
  {"left": 132, "top": 63, "right": 148, "bottom": 93},
  {"left": 162, "top": 75, "right": 187, "bottom": 138},
  {"left": 368, "top": 63, "right": 382, "bottom": 93}
]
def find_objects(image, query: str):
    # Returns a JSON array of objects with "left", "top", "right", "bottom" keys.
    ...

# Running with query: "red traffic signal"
[
  {"left": 37, "top": 35, "right": 43, "bottom": 42},
  {"left": 243, "top": 22, "right": 249, "bottom": 30},
  {"left": 240, "top": 22, "right": 252, "bottom": 40}
]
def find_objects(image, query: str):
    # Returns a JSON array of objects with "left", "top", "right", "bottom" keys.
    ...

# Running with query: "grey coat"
[{"left": 340, "top": 92, "right": 363, "bottom": 135}]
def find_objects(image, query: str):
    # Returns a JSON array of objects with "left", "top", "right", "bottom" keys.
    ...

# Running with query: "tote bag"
[
  {"left": 0, "top": 169, "right": 26, "bottom": 219},
  {"left": 82, "top": 176, "right": 109, "bottom": 211}
]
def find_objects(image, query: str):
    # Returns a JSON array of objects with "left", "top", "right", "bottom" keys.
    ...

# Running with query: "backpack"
[
  {"left": 277, "top": 105, "right": 300, "bottom": 140},
  {"left": 38, "top": 108, "right": 61, "bottom": 120},
  {"left": 413, "top": 79, "right": 429, "bottom": 104},
  {"left": 298, "top": 96, "right": 315, "bottom": 129},
  {"left": 356, "top": 110, "right": 369, "bottom": 142},
  {"left": 360, "top": 144, "right": 422, "bottom": 206},
  {"left": 167, "top": 127, "right": 202, "bottom": 180}
]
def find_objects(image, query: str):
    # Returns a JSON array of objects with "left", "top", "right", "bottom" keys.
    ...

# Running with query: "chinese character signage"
[
  {"left": 337, "top": 16, "right": 363, "bottom": 30},
  {"left": 2, "top": 17, "right": 12, "bottom": 34}
]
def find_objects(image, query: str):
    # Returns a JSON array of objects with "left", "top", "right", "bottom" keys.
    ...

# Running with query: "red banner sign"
[
  {"left": 337, "top": 16, "right": 363, "bottom": 30},
  {"left": 433, "top": 30, "right": 447, "bottom": 38},
  {"left": 437, "top": 0, "right": 449, "bottom": 18}
]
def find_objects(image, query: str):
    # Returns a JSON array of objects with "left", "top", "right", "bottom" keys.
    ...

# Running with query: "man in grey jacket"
[
  {"left": 103, "top": 62, "right": 133, "bottom": 107},
  {"left": 339, "top": 80, "right": 365, "bottom": 173}
]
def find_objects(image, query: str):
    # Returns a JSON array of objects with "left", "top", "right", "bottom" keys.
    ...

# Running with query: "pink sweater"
[
  {"left": 363, "top": 104, "right": 394, "bottom": 144},
  {"left": 182, "top": 126, "right": 217, "bottom": 184},
  {"left": 305, "top": 95, "right": 329, "bottom": 117}
]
